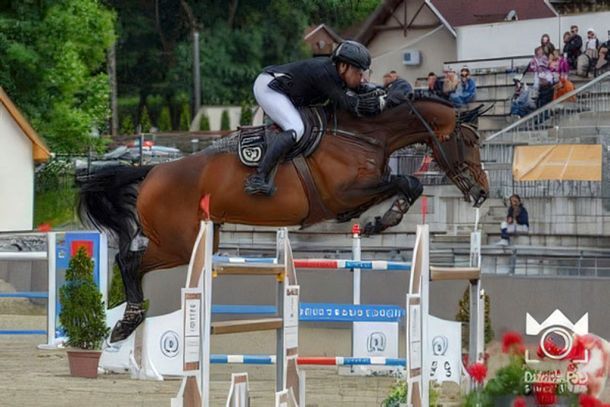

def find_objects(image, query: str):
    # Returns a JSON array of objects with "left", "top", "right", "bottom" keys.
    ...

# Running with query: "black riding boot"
[{"left": 244, "top": 130, "right": 297, "bottom": 195}]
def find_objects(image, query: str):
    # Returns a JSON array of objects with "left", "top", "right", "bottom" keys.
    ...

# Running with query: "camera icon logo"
[{"left": 525, "top": 310, "right": 589, "bottom": 363}]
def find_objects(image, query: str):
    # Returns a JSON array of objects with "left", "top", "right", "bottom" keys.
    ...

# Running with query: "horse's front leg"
[{"left": 363, "top": 175, "right": 423, "bottom": 236}]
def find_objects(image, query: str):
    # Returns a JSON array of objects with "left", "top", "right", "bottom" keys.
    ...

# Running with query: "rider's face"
[{"left": 340, "top": 63, "right": 365, "bottom": 89}]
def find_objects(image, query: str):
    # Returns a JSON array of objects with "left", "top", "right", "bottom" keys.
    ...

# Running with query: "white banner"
[{"left": 428, "top": 315, "right": 461, "bottom": 384}]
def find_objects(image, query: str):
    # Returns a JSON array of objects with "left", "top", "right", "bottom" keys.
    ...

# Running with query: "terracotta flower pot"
[{"left": 67, "top": 349, "right": 102, "bottom": 378}]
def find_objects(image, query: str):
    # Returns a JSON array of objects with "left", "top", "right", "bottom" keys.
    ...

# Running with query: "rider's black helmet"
[{"left": 331, "top": 40, "right": 371, "bottom": 71}]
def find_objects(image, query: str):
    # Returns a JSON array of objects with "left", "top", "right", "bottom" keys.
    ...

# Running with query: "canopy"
[{"left": 512, "top": 144, "right": 602, "bottom": 181}]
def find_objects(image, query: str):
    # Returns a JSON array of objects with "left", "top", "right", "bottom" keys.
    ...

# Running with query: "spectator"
[
  {"left": 426, "top": 72, "right": 444, "bottom": 97},
  {"left": 553, "top": 76, "right": 576, "bottom": 102},
  {"left": 549, "top": 49, "right": 569, "bottom": 82},
  {"left": 442, "top": 68, "right": 459, "bottom": 98},
  {"left": 529, "top": 47, "right": 554, "bottom": 108},
  {"left": 510, "top": 75, "right": 535, "bottom": 117},
  {"left": 585, "top": 28, "right": 600, "bottom": 57},
  {"left": 577, "top": 28, "right": 600, "bottom": 77},
  {"left": 563, "top": 25, "right": 583, "bottom": 69},
  {"left": 495, "top": 194, "right": 529, "bottom": 246},
  {"left": 449, "top": 67, "right": 476, "bottom": 107},
  {"left": 382, "top": 70, "right": 412, "bottom": 107},
  {"left": 540, "top": 33, "right": 556, "bottom": 57},
  {"left": 595, "top": 34, "right": 610, "bottom": 71}
]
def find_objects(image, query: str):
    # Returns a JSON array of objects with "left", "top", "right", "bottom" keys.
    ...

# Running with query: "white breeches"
[{"left": 253, "top": 73, "right": 305, "bottom": 141}]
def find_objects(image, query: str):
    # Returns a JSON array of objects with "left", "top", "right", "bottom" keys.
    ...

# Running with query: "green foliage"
[
  {"left": 139, "top": 106, "right": 152, "bottom": 132},
  {"left": 199, "top": 114, "right": 210, "bottom": 131},
  {"left": 179, "top": 103, "right": 191, "bottom": 130},
  {"left": 382, "top": 380, "right": 407, "bottom": 407},
  {"left": 59, "top": 247, "right": 109, "bottom": 350},
  {"left": 221, "top": 109, "right": 231, "bottom": 130},
  {"left": 456, "top": 287, "right": 494, "bottom": 351},
  {"left": 484, "top": 355, "right": 530, "bottom": 398},
  {"left": 158, "top": 106, "right": 172, "bottom": 131},
  {"left": 108, "top": 263, "right": 126, "bottom": 309},
  {"left": 240, "top": 102, "right": 253, "bottom": 126},
  {"left": 34, "top": 160, "right": 77, "bottom": 227},
  {"left": 0, "top": 0, "right": 116, "bottom": 153},
  {"left": 119, "top": 114, "right": 135, "bottom": 135}
]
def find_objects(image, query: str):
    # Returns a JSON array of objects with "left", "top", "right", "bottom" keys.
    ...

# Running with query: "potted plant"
[{"left": 59, "top": 246, "right": 109, "bottom": 378}]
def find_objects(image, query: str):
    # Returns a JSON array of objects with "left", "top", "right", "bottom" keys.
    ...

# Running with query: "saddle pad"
[{"left": 238, "top": 126, "right": 266, "bottom": 167}]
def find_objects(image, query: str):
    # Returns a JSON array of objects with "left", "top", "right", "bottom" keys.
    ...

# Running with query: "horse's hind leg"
[{"left": 110, "top": 248, "right": 146, "bottom": 343}]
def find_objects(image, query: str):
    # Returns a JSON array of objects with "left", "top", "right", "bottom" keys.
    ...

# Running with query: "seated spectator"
[
  {"left": 495, "top": 194, "right": 529, "bottom": 246},
  {"left": 442, "top": 68, "right": 459, "bottom": 98},
  {"left": 449, "top": 67, "right": 476, "bottom": 108},
  {"left": 563, "top": 25, "right": 583, "bottom": 69},
  {"left": 426, "top": 72, "right": 444, "bottom": 98},
  {"left": 382, "top": 70, "right": 412, "bottom": 107},
  {"left": 553, "top": 76, "right": 576, "bottom": 102},
  {"left": 510, "top": 75, "right": 535, "bottom": 117},
  {"left": 540, "top": 33, "right": 556, "bottom": 57},
  {"left": 549, "top": 50, "right": 569, "bottom": 82}
]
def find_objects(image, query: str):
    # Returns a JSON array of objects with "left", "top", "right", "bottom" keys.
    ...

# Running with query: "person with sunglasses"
[
  {"left": 245, "top": 40, "right": 386, "bottom": 195},
  {"left": 563, "top": 25, "right": 583, "bottom": 69},
  {"left": 449, "top": 67, "right": 476, "bottom": 108}
]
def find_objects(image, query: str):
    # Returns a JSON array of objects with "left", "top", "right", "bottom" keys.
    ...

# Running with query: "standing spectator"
[
  {"left": 529, "top": 47, "right": 554, "bottom": 108},
  {"left": 382, "top": 70, "right": 412, "bottom": 107},
  {"left": 540, "top": 33, "right": 556, "bottom": 57},
  {"left": 510, "top": 75, "right": 535, "bottom": 117},
  {"left": 563, "top": 25, "right": 583, "bottom": 69},
  {"left": 495, "top": 194, "right": 529, "bottom": 246},
  {"left": 426, "top": 72, "right": 444, "bottom": 97},
  {"left": 449, "top": 67, "right": 476, "bottom": 107},
  {"left": 442, "top": 68, "right": 459, "bottom": 99},
  {"left": 585, "top": 28, "right": 600, "bottom": 58}
]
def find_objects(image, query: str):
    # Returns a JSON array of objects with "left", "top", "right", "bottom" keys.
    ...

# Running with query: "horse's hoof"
[{"left": 363, "top": 216, "right": 384, "bottom": 236}]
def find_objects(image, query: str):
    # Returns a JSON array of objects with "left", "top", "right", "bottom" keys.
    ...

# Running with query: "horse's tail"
[{"left": 78, "top": 165, "right": 154, "bottom": 252}]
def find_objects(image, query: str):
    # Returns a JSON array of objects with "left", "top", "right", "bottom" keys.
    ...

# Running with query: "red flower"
[
  {"left": 568, "top": 334, "right": 587, "bottom": 361},
  {"left": 579, "top": 394, "right": 603, "bottom": 407},
  {"left": 467, "top": 362, "right": 487, "bottom": 384},
  {"left": 502, "top": 331, "right": 524, "bottom": 354},
  {"left": 533, "top": 381, "right": 557, "bottom": 405},
  {"left": 513, "top": 396, "right": 527, "bottom": 407}
]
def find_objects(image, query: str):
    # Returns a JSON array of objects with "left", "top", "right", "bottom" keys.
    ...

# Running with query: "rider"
[{"left": 244, "top": 40, "right": 386, "bottom": 195}]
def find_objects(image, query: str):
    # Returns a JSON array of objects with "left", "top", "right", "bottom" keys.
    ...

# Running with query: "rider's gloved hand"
[{"left": 355, "top": 89, "right": 386, "bottom": 116}]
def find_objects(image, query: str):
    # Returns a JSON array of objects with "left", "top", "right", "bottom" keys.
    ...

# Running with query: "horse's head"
[
  {"left": 428, "top": 123, "right": 489, "bottom": 207},
  {"left": 403, "top": 97, "right": 488, "bottom": 207}
]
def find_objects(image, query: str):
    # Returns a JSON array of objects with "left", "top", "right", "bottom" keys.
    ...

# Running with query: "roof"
[
  {"left": 304, "top": 24, "right": 343, "bottom": 43},
  {"left": 354, "top": 0, "right": 404, "bottom": 45},
  {"left": 428, "top": 0, "right": 557, "bottom": 27},
  {"left": 0, "top": 87, "right": 51, "bottom": 163}
]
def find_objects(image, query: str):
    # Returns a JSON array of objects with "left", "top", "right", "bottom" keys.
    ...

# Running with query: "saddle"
[{"left": 237, "top": 106, "right": 327, "bottom": 167}]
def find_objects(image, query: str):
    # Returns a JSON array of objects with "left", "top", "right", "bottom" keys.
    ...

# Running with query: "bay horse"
[{"left": 78, "top": 96, "right": 489, "bottom": 342}]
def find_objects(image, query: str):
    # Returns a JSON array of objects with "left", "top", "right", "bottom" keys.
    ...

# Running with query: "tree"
[
  {"left": 199, "top": 114, "right": 210, "bottom": 131},
  {"left": 240, "top": 102, "right": 253, "bottom": 126},
  {"left": 119, "top": 115, "right": 135, "bottom": 135},
  {"left": 0, "top": 0, "right": 116, "bottom": 153}
]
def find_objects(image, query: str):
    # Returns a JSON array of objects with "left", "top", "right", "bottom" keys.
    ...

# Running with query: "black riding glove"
[{"left": 355, "top": 89, "right": 387, "bottom": 116}]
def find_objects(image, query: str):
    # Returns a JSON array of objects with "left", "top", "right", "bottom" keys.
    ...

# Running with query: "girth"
[{"left": 292, "top": 155, "right": 335, "bottom": 228}]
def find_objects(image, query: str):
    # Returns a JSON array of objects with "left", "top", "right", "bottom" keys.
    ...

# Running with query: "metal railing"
[{"left": 483, "top": 71, "right": 610, "bottom": 199}]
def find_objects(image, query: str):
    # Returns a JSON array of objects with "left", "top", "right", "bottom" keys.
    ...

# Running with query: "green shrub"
[
  {"left": 108, "top": 263, "right": 125, "bottom": 309},
  {"left": 240, "top": 102, "right": 253, "bottom": 126},
  {"left": 139, "top": 106, "right": 152, "bottom": 132},
  {"left": 179, "top": 102, "right": 191, "bottom": 130},
  {"left": 59, "top": 247, "right": 109, "bottom": 350},
  {"left": 456, "top": 287, "right": 494, "bottom": 351},
  {"left": 119, "top": 114, "right": 135, "bottom": 135},
  {"left": 146, "top": 94, "right": 164, "bottom": 126},
  {"left": 158, "top": 105, "right": 172, "bottom": 131},
  {"left": 220, "top": 109, "right": 231, "bottom": 130},
  {"left": 199, "top": 113, "right": 210, "bottom": 131}
]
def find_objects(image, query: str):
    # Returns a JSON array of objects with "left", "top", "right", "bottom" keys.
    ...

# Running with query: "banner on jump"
[{"left": 299, "top": 303, "right": 404, "bottom": 323}]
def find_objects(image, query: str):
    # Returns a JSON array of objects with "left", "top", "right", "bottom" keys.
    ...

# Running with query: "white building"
[{"left": 0, "top": 87, "right": 51, "bottom": 231}]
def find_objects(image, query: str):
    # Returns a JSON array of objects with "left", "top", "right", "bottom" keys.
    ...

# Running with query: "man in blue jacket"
[{"left": 449, "top": 67, "right": 476, "bottom": 107}]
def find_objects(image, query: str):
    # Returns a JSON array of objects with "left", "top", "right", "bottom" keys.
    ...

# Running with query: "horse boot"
[
  {"left": 109, "top": 301, "right": 146, "bottom": 343},
  {"left": 244, "top": 130, "right": 297, "bottom": 195}
]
